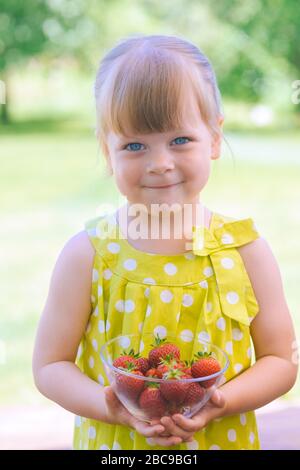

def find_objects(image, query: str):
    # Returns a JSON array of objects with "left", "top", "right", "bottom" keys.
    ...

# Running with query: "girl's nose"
[{"left": 147, "top": 154, "right": 175, "bottom": 174}]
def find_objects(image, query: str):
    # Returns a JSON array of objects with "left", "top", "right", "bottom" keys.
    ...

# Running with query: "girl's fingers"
[
  {"left": 134, "top": 420, "right": 166, "bottom": 438},
  {"left": 171, "top": 413, "right": 205, "bottom": 433},
  {"left": 160, "top": 416, "right": 195, "bottom": 441}
]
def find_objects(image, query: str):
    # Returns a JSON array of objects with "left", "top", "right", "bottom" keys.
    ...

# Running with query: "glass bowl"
[{"left": 100, "top": 333, "right": 229, "bottom": 423}]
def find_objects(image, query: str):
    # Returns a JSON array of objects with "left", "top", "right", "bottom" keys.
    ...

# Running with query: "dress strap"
[{"left": 192, "top": 217, "right": 260, "bottom": 326}]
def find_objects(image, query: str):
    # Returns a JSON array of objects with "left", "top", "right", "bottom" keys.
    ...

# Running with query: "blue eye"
[
  {"left": 125, "top": 142, "right": 144, "bottom": 152},
  {"left": 123, "top": 136, "right": 191, "bottom": 152},
  {"left": 173, "top": 136, "right": 191, "bottom": 145}
]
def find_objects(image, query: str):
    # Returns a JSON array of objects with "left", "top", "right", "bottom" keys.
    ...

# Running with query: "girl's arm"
[
  {"left": 32, "top": 231, "right": 109, "bottom": 422},
  {"left": 158, "top": 236, "right": 298, "bottom": 438},
  {"left": 218, "top": 236, "right": 298, "bottom": 417},
  {"left": 32, "top": 231, "right": 180, "bottom": 446}
]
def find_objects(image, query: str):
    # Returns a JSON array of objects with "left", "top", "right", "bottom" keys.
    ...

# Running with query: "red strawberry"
[
  {"left": 135, "top": 356, "right": 150, "bottom": 375},
  {"left": 113, "top": 348, "right": 139, "bottom": 369},
  {"left": 145, "top": 368, "right": 159, "bottom": 378},
  {"left": 139, "top": 383, "right": 167, "bottom": 418},
  {"left": 185, "top": 383, "right": 206, "bottom": 407},
  {"left": 160, "top": 368, "right": 190, "bottom": 405},
  {"left": 156, "top": 354, "right": 180, "bottom": 378},
  {"left": 115, "top": 363, "right": 145, "bottom": 400},
  {"left": 178, "top": 360, "right": 192, "bottom": 375},
  {"left": 191, "top": 352, "right": 221, "bottom": 388},
  {"left": 148, "top": 335, "right": 180, "bottom": 368}
]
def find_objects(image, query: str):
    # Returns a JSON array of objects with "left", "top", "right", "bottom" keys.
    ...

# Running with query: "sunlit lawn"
[{"left": 1, "top": 122, "right": 299, "bottom": 405}]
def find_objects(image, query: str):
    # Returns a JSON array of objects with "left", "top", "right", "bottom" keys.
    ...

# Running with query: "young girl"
[{"left": 32, "top": 34, "right": 298, "bottom": 450}]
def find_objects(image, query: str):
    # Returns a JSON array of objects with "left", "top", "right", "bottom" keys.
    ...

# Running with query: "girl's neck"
[{"left": 116, "top": 201, "right": 212, "bottom": 255}]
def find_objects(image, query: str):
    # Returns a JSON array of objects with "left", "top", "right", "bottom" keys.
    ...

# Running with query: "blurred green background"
[{"left": 0, "top": 0, "right": 299, "bottom": 412}]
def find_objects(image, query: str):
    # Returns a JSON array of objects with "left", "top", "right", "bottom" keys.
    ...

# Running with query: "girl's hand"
[
  {"left": 103, "top": 386, "right": 183, "bottom": 447},
  {"left": 151, "top": 389, "right": 227, "bottom": 442}
]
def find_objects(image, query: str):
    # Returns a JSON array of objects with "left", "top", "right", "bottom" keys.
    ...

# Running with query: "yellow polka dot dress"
[{"left": 73, "top": 211, "right": 261, "bottom": 450}]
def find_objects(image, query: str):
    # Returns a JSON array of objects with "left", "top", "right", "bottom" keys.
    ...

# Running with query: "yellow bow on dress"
[{"left": 191, "top": 217, "right": 260, "bottom": 326}]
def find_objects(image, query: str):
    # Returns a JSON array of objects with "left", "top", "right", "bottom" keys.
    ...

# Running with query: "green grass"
[{"left": 1, "top": 122, "right": 299, "bottom": 405}]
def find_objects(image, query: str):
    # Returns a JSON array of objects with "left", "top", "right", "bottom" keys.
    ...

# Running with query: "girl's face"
[{"left": 105, "top": 101, "right": 223, "bottom": 211}]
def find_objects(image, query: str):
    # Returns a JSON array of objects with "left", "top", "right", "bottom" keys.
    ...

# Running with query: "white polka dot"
[
  {"left": 182, "top": 294, "right": 194, "bottom": 307},
  {"left": 98, "top": 375, "right": 105, "bottom": 385},
  {"left": 209, "top": 444, "right": 221, "bottom": 450},
  {"left": 124, "top": 258, "right": 137, "bottom": 271},
  {"left": 164, "top": 263, "right": 177, "bottom": 275},
  {"left": 247, "top": 346, "right": 252, "bottom": 358},
  {"left": 88, "top": 227, "right": 97, "bottom": 238},
  {"left": 233, "top": 328, "right": 243, "bottom": 341},
  {"left": 118, "top": 336, "right": 131, "bottom": 349},
  {"left": 92, "top": 306, "right": 99, "bottom": 317},
  {"left": 221, "top": 258, "right": 235, "bottom": 269},
  {"left": 103, "top": 269, "right": 113, "bottom": 280},
  {"left": 199, "top": 280, "right": 208, "bottom": 289},
  {"left": 180, "top": 330, "right": 194, "bottom": 342},
  {"left": 249, "top": 432, "right": 255, "bottom": 444},
  {"left": 98, "top": 320, "right": 105, "bottom": 333},
  {"left": 221, "top": 233, "right": 234, "bottom": 245},
  {"left": 216, "top": 317, "right": 226, "bottom": 331},
  {"left": 206, "top": 302, "right": 213, "bottom": 312},
  {"left": 138, "top": 322, "right": 144, "bottom": 332},
  {"left": 143, "top": 278, "right": 156, "bottom": 284},
  {"left": 139, "top": 340, "right": 144, "bottom": 353},
  {"left": 160, "top": 290, "right": 173, "bottom": 303},
  {"left": 240, "top": 414, "right": 247, "bottom": 426},
  {"left": 92, "top": 339, "right": 98, "bottom": 352},
  {"left": 92, "top": 269, "right": 99, "bottom": 282},
  {"left": 144, "top": 287, "right": 150, "bottom": 298},
  {"left": 88, "top": 426, "right": 96, "bottom": 439},
  {"left": 146, "top": 305, "right": 152, "bottom": 317},
  {"left": 234, "top": 363, "right": 243, "bottom": 374},
  {"left": 225, "top": 341, "right": 233, "bottom": 355},
  {"left": 198, "top": 331, "right": 211, "bottom": 343},
  {"left": 184, "top": 252, "right": 196, "bottom": 260},
  {"left": 203, "top": 266, "right": 213, "bottom": 277},
  {"left": 105, "top": 320, "right": 110, "bottom": 332},
  {"left": 98, "top": 285, "right": 103, "bottom": 296},
  {"left": 76, "top": 344, "right": 82, "bottom": 359},
  {"left": 146, "top": 438, "right": 156, "bottom": 446},
  {"left": 154, "top": 326, "right": 167, "bottom": 339},
  {"left": 75, "top": 415, "right": 81, "bottom": 427},
  {"left": 226, "top": 291, "right": 239, "bottom": 304},
  {"left": 112, "top": 441, "right": 122, "bottom": 449},
  {"left": 115, "top": 299, "right": 125, "bottom": 312},
  {"left": 129, "top": 431, "right": 135, "bottom": 440},
  {"left": 227, "top": 429, "right": 236, "bottom": 442},
  {"left": 186, "top": 440, "right": 199, "bottom": 450},
  {"left": 99, "top": 444, "right": 110, "bottom": 450},
  {"left": 88, "top": 356, "right": 94, "bottom": 368},
  {"left": 107, "top": 242, "right": 120, "bottom": 254},
  {"left": 125, "top": 299, "right": 135, "bottom": 313}
]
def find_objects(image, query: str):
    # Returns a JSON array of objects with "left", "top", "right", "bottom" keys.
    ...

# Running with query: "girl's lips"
[{"left": 143, "top": 182, "right": 183, "bottom": 189}]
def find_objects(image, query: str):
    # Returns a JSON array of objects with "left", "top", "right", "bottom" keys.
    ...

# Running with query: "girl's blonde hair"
[{"left": 94, "top": 34, "right": 224, "bottom": 174}]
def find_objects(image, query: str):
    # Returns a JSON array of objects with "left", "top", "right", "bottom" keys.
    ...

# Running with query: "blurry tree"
[
  {"left": 0, "top": 0, "right": 100, "bottom": 124},
  {"left": 200, "top": 0, "right": 300, "bottom": 111}
]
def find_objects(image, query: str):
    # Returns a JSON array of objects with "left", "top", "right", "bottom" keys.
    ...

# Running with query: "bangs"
[{"left": 96, "top": 47, "right": 218, "bottom": 141}]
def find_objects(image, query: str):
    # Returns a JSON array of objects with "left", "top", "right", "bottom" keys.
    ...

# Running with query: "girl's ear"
[{"left": 211, "top": 115, "right": 224, "bottom": 160}]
